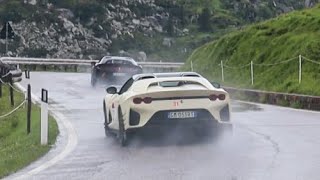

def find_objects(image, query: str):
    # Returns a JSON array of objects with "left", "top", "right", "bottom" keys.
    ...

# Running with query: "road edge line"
[{"left": 8, "top": 83, "right": 78, "bottom": 179}]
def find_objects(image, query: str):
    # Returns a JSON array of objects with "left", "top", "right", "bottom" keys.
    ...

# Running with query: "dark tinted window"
[
  {"left": 119, "top": 78, "right": 134, "bottom": 94},
  {"left": 100, "top": 59, "right": 135, "bottom": 65}
]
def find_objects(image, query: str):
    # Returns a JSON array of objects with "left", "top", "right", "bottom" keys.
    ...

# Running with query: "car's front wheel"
[
  {"left": 91, "top": 72, "right": 97, "bottom": 87},
  {"left": 103, "top": 102, "right": 112, "bottom": 136},
  {"left": 117, "top": 107, "right": 127, "bottom": 146}
]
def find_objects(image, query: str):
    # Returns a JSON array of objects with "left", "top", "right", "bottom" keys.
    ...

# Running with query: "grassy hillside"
[{"left": 186, "top": 6, "right": 320, "bottom": 96}]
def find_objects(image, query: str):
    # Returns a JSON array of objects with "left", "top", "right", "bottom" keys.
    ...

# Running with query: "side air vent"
[
  {"left": 129, "top": 109, "right": 140, "bottom": 126},
  {"left": 136, "top": 75, "right": 155, "bottom": 81},
  {"left": 220, "top": 105, "right": 230, "bottom": 122},
  {"left": 181, "top": 72, "right": 201, "bottom": 77}
]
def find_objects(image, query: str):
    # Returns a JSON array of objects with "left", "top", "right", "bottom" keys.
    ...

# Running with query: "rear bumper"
[
  {"left": 93, "top": 72, "right": 132, "bottom": 85},
  {"left": 125, "top": 107, "right": 231, "bottom": 130}
]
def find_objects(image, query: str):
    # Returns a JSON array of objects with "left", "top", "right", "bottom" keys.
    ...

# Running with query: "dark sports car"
[{"left": 91, "top": 56, "right": 143, "bottom": 87}]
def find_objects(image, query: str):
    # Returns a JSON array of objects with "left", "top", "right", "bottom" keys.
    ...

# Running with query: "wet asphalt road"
[{"left": 8, "top": 72, "right": 320, "bottom": 180}]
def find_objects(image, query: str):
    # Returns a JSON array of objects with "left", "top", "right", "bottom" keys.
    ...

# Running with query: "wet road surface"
[{"left": 8, "top": 72, "right": 320, "bottom": 180}]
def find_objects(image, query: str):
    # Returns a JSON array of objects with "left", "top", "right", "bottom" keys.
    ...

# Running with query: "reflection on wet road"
[{"left": 8, "top": 72, "right": 320, "bottom": 180}]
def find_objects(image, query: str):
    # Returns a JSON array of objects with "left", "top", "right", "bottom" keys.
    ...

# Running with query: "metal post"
[
  {"left": 41, "top": 89, "right": 48, "bottom": 145},
  {"left": 9, "top": 74, "right": 14, "bottom": 107},
  {"left": 25, "top": 70, "right": 30, "bottom": 79},
  {"left": 27, "top": 84, "right": 31, "bottom": 134},
  {"left": 221, "top": 61, "right": 224, "bottom": 82},
  {"left": 251, "top": 61, "right": 254, "bottom": 85},
  {"left": 299, "top": 55, "right": 302, "bottom": 84},
  {"left": 76, "top": 0, "right": 80, "bottom": 26},
  {"left": 0, "top": 67, "right": 3, "bottom": 98},
  {"left": 5, "top": 22, "right": 8, "bottom": 55},
  {"left": 0, "top": 79, "right": 2, "bottom": 98}
]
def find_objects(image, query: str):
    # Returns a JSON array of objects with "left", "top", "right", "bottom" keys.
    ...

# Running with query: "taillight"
[
  {"left": 133, "top": 97, "right": 153, "bottom": 104},
  {"left": 209, "top": 94, "right": 218, "bottom": 101},
  {"left": 133, "top": 98, "right": 143, "bottom": 104},
  {"left": 209, "top": 94, "right": 226, "bottom": 101},
  {"left": 144, "top": 97, "right": 152, "bottom": 104},
  {"left": 218, "top": 94, "right": 226, "bottom": 100}
]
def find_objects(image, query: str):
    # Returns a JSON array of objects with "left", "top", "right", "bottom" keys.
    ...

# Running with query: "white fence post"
[
  {"left": 41, "top": 89, "right": 48, "bottom": 145},
  {"left": 191, "top": 60, "right": 194, "bottom": 72},
  {"left": 299, "top": 55, "right": 302, "bottom": 84},
  {"left": 251, "top": 61, "right": 254, "bottom": 85},
  {"left": 221, "top": 61, "right": 224, "bottom": 82}
]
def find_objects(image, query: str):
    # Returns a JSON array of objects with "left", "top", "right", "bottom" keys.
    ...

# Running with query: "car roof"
[
  {"left": 99, "top": 56, "right": 137, "bottom": 65},
  {"left": 130, "top": 75, "right": 222, "bottom": 93},
  {"left": 132, "top": 72, "right": 202, "bottom": 81}
]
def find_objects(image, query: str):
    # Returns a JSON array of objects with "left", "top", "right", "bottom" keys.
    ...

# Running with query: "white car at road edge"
[{"left": 103, "top": 72, "right": 232, "bottom": 146}]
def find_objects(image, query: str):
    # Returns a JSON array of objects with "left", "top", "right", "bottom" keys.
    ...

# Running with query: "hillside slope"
[{"left": 186, "top": 6, "right": 320, "bottom": 95}]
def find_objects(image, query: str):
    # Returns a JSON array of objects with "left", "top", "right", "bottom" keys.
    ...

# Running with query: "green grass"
[
  {"left": 0, "top": 84, "right": 58, "bottom": 178},
  {"left": 185, "top": 5, "right": 320, "bottom": 96}
]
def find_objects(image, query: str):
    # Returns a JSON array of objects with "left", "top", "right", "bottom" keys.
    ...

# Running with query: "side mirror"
[
  {"left": 106, "top": 86, "right": 117, "bottom": 94},
  {"left": 211, "top": 82, "right": 221, "bottom": 89},
  {"left": 91, "top": 61, "right": 96, "bottom": 67}
]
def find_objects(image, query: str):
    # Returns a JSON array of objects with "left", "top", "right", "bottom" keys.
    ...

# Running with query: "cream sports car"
[{"left": 103, "top": 72, "right": 232, "bottom": 146}]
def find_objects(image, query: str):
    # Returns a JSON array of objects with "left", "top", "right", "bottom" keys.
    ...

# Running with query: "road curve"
[{"left": 7, "top": 72, "right": 320, "bottom": 180}]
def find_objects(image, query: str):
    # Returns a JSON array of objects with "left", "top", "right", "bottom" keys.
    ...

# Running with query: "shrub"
[
  {"left": 198, "top": 7, "right": 212, "bottom": 32},
  {"left": 21, "top": 47, "right": 49, "bottom": 58}
]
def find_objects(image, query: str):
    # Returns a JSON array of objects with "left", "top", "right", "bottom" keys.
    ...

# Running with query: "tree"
[
  {"left": 198, "top": 7, "right": 211, "bottom": 32},
  {"left": 165, "top": 15, "right": 175, "bottom": 36}
]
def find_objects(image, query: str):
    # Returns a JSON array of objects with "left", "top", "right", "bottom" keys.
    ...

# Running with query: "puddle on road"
[{"left": 231, "top": 101, "right": 263, "bottom": 112}]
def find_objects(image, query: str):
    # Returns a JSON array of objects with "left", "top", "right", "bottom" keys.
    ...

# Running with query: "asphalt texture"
[{"left": 7, "top": 72, "right": 320, "bottom": 180}]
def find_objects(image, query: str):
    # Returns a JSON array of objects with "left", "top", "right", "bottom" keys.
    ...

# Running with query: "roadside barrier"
[
  {"left": 0, "top": 57, "right": 184, "bottom": 72},
  {"left": 224, "top": 86, "right": 320, "bottom": 111},
  {"left": 191, "top": 54, "right": 320, "bottom": 85},
  {"left": 0, "top": 61, "right": 32, "bottom": 134}
]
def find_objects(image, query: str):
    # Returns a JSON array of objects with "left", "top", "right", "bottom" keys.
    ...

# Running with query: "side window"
[
  {"left": 119, "top": 78, "right": 134, "bottom": 94},
  {"left": 123, "top": 61, "right": 133, "bottom": 65},
  {"left": 105, "top": 60, "right": 113, "bottom": 64}
]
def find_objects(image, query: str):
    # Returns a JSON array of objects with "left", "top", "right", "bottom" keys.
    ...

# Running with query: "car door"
[{"left": 108, "top": 78, "right": 134, "bottom": 129}]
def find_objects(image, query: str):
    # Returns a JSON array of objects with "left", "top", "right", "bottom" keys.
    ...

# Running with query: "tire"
[
  {"left": 103, "top": 102, "right": 112, "bottom": 136},
  {"left": 117, "top": 107, "right": 128, "bottom": 146},
  {"left": 217, "top": 124, "right": 233, "bottom": 138},
  {"left": 91, "top": 74, "right": 97, "bottom": 87}
]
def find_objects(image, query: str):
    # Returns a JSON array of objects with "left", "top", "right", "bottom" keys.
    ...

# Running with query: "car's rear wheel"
[
  {"left": 118, "top": 107, "right": 127, "bottom": 146},
  {"left": 217, "top": 124, "right": 233, "bottom": 137},
  {"left": 103, "top": 102, "right": 112, "bottom": 136}
]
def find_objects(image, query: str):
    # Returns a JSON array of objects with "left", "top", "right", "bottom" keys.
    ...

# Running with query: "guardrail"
[
  {"left": 224, "top": 86, "right": 320, "bottom": 111},
  {"left": 0, "top": 57, "right": 184, "bottom": 69}
]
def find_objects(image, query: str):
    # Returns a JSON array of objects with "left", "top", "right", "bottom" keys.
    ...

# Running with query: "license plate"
[
  {"left": 168, "top": 111, "right": 197, "bottom": 119},
  {"left": 113, "top": 73, "right": 126, "bottom": 76}
]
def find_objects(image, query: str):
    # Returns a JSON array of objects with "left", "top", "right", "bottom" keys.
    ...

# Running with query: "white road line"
[{"left": 8, "top": 84, "right": 78, "bottom": 180}]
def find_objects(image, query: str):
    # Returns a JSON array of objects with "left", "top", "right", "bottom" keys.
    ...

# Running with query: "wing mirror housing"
[
  {"left": 106, "top": 86, "right": 118, "bottom": 94},
  {"left": 211, "top": 82, "right": 221, "bottom": 89},
  {"left": 91, "top": 61, "right": 96, "bottom": 67}
]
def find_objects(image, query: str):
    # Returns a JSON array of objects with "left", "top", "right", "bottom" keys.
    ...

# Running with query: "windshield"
[{"left": 99, "top": 58, "right": 135, "bottom": 66}]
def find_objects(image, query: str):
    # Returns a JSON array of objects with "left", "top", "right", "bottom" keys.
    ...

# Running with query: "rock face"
[
  {"left": 304, "top": 0, "right": 320, "bottom": 7},
  {"left": 0, "top": 0, "right": 319, "bottom": 60},
  {"left": 4, "top": 0, "right": 168, "bottom": 59}
]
